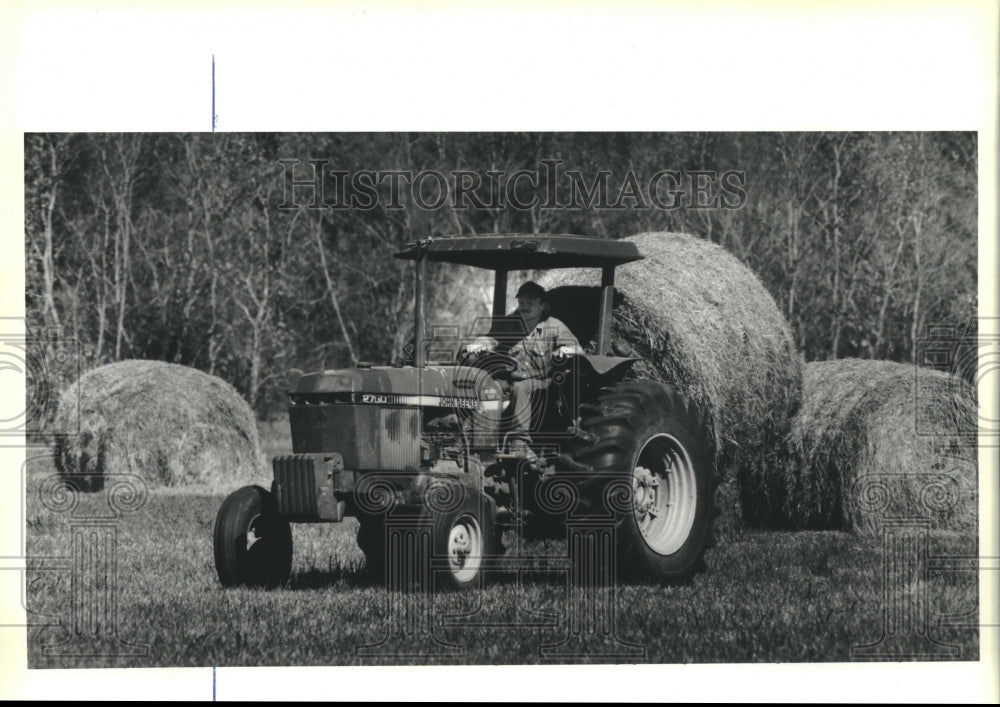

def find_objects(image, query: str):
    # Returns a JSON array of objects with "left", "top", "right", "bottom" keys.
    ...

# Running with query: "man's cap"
[{"left": 515, "top": 281, "right": 546, "bottom": 300}]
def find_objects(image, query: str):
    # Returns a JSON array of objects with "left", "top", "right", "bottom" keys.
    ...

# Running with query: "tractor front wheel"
[
  {"left": 214, "top": 485, "right": 293, "bottom": 588},
  {"left": 426, "top": 491, "right": 495, "bottom": 591},
  {"left": 357, "top": 488, "right": 495, "bottom": 591}
]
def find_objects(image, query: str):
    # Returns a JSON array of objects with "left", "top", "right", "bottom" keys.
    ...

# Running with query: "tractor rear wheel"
[
  {"left": 214, "top": 485, "right": 293, "bottom": 588},
  {"left": 569, "top": 380, "right": 718, "bottom": 583}
]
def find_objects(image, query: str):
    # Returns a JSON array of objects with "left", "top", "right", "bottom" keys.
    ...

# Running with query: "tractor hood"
[
  {"left": 291, "top": 365, "right": 502, "bottom": 406},
  {"left": 287, "top": 365, "right": 504, "bottom": 463}
]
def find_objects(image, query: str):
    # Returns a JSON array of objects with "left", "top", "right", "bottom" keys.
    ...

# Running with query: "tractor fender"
[{"left": 578, "top": 354, "right": 639, "bottom": 383}]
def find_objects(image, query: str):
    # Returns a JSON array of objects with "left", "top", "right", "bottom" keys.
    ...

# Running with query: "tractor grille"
[
  {"left": 289, "top": 404, "right": 420, "bottom": 471},
  {"left": 379, "top": 408, "right": 420, "bottom": 470}
]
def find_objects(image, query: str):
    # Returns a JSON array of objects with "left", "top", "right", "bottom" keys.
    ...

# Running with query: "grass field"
[{"left": 24, "top": 455, "right": 979, "bottom": 667}]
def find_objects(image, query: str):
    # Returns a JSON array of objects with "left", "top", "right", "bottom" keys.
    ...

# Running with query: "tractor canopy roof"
[{"left": 394, "top": 234, "right": 643, "bottom": 270}]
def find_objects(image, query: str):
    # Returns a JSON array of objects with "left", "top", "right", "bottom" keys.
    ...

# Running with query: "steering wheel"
[{"left": 464, "top": 349, "right": 520, "bottom": 381}]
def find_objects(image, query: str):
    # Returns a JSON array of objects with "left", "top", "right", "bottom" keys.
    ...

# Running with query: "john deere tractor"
[{"left": 214, "top": 234, "right": 717, "bottom": 590}]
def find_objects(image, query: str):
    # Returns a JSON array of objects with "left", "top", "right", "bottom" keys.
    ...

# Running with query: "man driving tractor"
[{"left": 462, "top": 281, "right": 582, "bottom": 456}]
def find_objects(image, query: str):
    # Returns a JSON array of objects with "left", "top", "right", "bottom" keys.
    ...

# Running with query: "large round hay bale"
[
  {"left": 539, "top": 232, "right": 803, "bottom": 535},
  {"left": 52, "top": 360, "right": 267, "bottom": 491},
  {"left": 782, "top": 359, "right": 977, "bottom": 535}
]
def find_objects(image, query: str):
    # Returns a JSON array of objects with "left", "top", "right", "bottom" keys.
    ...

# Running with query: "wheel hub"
[
  {"left": 246, "top": 514, "right": 262, "bottom": 551},
  {"left": 446, "top": 516, "right": 484, "bottom": 583},
  {"left": 632, "top": 434, "right": 698, "bottom": 556},
  {"left": 449, "top": 525, "right": 471, "bottom": 560},
  {"left": 632, "top": 466, "right": 659, "bottom": 518}
]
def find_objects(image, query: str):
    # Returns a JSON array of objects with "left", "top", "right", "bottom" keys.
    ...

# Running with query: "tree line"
[{"left": 24, "top": 132, "right": 977, "bottom": 417}]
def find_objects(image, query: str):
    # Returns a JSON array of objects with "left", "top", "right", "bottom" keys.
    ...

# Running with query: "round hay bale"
[
  {"left": 52, "top": 360, "right": 267, "bottom": 491},
  {"left": 539, "top": 231, "right": 803, "bottom": 536},
  {"left": 782, "top": 359, "right": 978, "bottom": 535}
]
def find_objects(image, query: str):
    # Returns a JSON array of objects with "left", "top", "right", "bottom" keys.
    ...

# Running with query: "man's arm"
[
  {"left": 464, "top": 335, "right": 498, "bottom": 355},
  {"left": 507, "top": 317, "right": 581, "bottom": 380},
  {"left": 464, "top": 311, "right": 526, "bottom": 357}
]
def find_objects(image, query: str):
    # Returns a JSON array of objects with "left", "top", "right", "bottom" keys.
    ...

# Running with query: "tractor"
[{"left": 213, "top": 234, "right": 718, "bottom": 590}]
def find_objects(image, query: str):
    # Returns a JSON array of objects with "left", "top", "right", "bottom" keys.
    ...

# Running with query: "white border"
[{"left": 2, "top": 1, "right": 997, "bottom": 702}]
